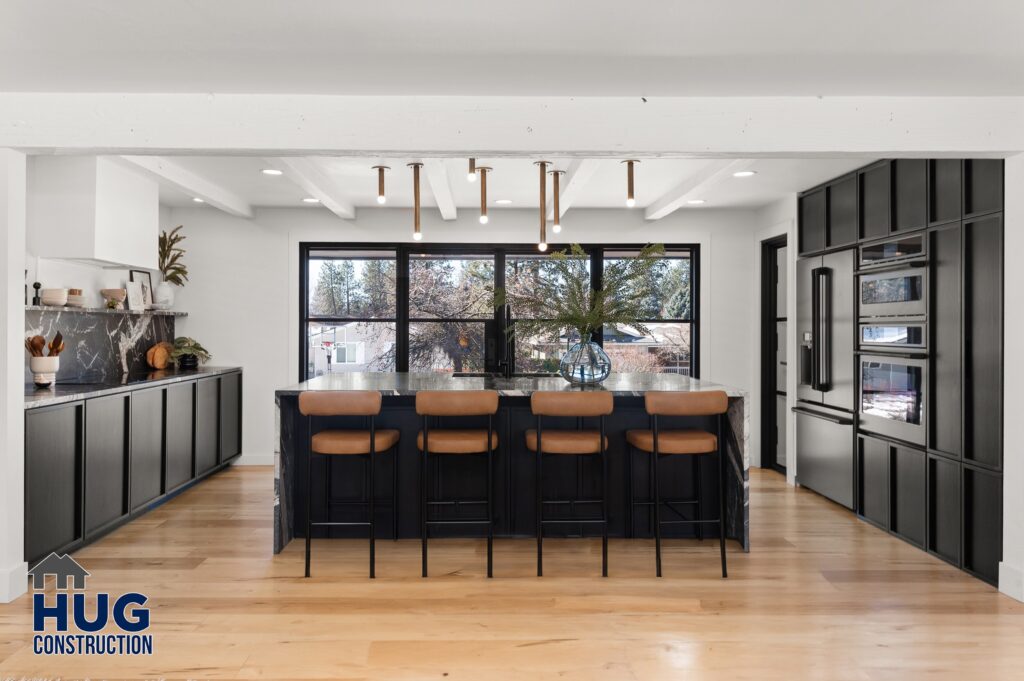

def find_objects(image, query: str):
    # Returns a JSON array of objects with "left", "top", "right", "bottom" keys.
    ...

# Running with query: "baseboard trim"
[
  {"left": 0, "top": 560, "right": 27, "bottom": 603},
  {"left": 999, "top": 561, "right": 1024, "bottom": 602},
  {"left": 235, "top": 453, "right": 274, "bottom": 466}
]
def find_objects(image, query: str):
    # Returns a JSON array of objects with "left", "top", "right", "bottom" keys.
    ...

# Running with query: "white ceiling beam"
[
  {"left": 116, "top": 155, "right": 253, "bottom": 218},
  {"left": 546, "top": 159, "right": 599, "bottom": 220},
  {"left": 423, "top": 159, "right": 456, "bottom": 220},
  {"left": 264, "top": 157, "right": 356, "bottom": 220},
  {"left": 644, "top": 159, "right": 756, "bottom": 220}
]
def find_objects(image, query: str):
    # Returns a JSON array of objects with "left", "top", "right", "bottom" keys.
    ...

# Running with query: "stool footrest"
[
  {"left": 310, "top": 521, "right": 372, "bottom": 527},
  {"left": 659, "top": 518, "right": 722, "bottom": 525},
  {"left": 425, "top": 519, "right": 491, "bottom": 526},
  {"left": 541, "top": 519, "right": 606, "bottom": 524}
]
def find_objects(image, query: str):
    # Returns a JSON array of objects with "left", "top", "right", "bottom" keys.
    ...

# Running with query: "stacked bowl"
[{"left": 40, "top": 288, "right": 68, "bottom": 306}]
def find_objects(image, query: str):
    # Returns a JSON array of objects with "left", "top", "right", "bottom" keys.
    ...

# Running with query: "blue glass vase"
[{"left": 558, "top": 334, "right": 612, "bottom": 384}]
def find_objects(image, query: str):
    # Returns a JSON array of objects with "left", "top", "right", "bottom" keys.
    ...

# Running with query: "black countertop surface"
[{"left": 25, "top": 366, "right": 242, "bottom": 409}]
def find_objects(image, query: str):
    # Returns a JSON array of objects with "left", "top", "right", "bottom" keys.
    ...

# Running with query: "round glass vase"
[{"left": 558, "top": 334, "right": 612, "bottom": 385}]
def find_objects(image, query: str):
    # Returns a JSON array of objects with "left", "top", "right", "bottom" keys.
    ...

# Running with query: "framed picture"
[
  {"left": 129, "top": 270, "right": 153, "bottom": 307},
  {"left": 126, "top": 281, "right": 146, "bottom": 311}
]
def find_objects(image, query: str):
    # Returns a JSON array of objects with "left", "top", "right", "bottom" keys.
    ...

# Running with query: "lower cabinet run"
[{"left": 24, "top": 370, "right": 243, "bottom": 566}]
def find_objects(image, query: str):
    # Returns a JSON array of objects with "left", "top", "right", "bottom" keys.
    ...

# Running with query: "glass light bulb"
[
  {"left": 413, "top": 232, "right": 423, "bottom": 241},
  {"left": 479, "top": 214, "right": 489, "bottom": 224},
  {"left": 552, "top": 223, "right": 562, "bottom": 233},
  {"left": 626, "top": 197, "right": 636, "bottom": 208},
  {"left": 467, "top": 173, "right": 477, "bottom": 182},
  {"left": 538, "top": 242, "right": 548, "bottom": 252},
  {"left": 377, "top": 195, "right": 386, "bottom": 205}
]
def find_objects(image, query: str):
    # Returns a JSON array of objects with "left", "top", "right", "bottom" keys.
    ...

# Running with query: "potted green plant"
[
  {"left": 171, "top": 336, "right": 211, "bottom": 371},
  {"left": 496, "top": 243, "right": 665, "bottom": 384},
  {"left": 156, "top": 226, "right": 189, "bottom": 309}
]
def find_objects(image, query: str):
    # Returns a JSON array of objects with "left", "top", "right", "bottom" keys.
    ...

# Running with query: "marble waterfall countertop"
[
  {"left": 275, "top": 371, "right": 748, "bottom": 399},
  {"left": 25, "top": 366, "right": 243, "bottom": 409}
]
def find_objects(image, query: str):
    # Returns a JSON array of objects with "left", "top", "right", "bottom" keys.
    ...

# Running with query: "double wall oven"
[{"left": 856, "top": 234, "right": 928, "bottom": 446}]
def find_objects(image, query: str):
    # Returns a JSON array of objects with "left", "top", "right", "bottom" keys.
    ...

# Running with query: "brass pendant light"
[
  {"left": 372, "top": 165, "right": 389, "bottom": 204},
  {"left": 408, "top": 162, "right": 424, "bottom": 240},
  {"left": 467, "top": 158, "right": 477, "bottom": 182},
  {"left": 549, "top": 169, "right": 564, "bottom": 233},
  {"left": 622, "top": 159, "right": 639, "bottom": 207},
  {"left": 534, "top": 161, "right": 550, "bottom": 251},
  {"left": 477, "top": 166, "right": 492, "bottom": 224}
]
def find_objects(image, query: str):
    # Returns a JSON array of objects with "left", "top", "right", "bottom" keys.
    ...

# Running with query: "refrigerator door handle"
[
  {"left": 791, "top": 405, "right": 854, "bottom": 426},
  {"left": 810, "top": 267, "right": 821, "bottom": 390},
  {"left": 818, "top": 267, "right": 832, "bottom": 392}
]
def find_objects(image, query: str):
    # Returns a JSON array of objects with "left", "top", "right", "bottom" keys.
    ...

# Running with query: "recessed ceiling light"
[
  {"left": 732, "top": 170, "right": 757, "bottom": 178},
  {"left": 495, "top": 199, "right": 513, "bottom": 205},
  {"left": 261, "top": 168, "right": 283, "bottom": 176},
  {"left": 192, "top": 197, "right": 204, "bottom": 203},
  {"left": 686, "top": 199, "right": 705, "bottom": 205},
  {"left": 302, "top": 197, "right": 320, "bottom": 203}
]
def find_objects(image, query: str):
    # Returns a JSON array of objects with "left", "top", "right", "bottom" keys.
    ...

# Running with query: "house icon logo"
[{"left": 27, "top": 553, "right": 90, "bottom": 591}]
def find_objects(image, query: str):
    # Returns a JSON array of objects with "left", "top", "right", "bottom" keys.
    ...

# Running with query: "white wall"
[
  {"left": 1000, "top": 153, "right": 1024, "bottom": 602},
  {"left": 166, "top": 205, "right": 760, "bottom": 463},
  {"left": 0, "top": 149, "right": 27, "bottom": 603}
]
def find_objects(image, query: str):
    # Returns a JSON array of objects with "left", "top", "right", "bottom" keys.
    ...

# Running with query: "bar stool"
[
  {"left": 626, "top": 390, "right": 729, "bottom": 578},
  {"left": 299, "top": 390, "right": 400, "bottom": 579},
  {"left": 526, "top": 391, "right": 613, "bottom": 577},
  {"left": 416, "top": 390, "right": 499, "bottom": 578}
]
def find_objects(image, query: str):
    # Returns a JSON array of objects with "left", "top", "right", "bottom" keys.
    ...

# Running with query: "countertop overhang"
[
  {"left": 25, "top": 366, "right": 243, "bottom": 409},
  {"left": 276, "top": 372, "right": 747, "bottom": 399}
]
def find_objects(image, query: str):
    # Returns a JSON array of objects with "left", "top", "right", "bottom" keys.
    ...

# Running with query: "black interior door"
[{"left": 760, "top": 235, "right": 788, "bottom": 472}]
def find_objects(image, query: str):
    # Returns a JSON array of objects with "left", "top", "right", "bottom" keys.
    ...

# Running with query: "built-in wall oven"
[
  {"left": 858, "top": 233, "right": 928, "bottom": 320},
  {"left": 858, "top": 352, "right": 927, "bottom": 445}
]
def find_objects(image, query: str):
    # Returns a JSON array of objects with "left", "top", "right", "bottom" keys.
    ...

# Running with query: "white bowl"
[{"left": 40, "top": 289, "right": 68, "bottom": 306}]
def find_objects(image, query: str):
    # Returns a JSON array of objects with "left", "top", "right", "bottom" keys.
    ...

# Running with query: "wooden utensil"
[
  {"left": 48, "top": 331, "right": 64, "bottom": 357},
  {"left": 30, "top": 335, "right": 45, "bottom": 357}
]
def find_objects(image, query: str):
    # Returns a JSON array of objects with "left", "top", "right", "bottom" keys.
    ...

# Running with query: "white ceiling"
[
  {"left": 2, "top": 1, "right": 1022, "bottom": 95},
  {"left": 155, "top": 156, "right": 868, "bottom": 214}
]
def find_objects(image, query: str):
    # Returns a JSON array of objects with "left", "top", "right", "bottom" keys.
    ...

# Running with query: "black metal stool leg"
[
  {"left": 369, "top": 427, "right": 376, "bottom": 579},
  {"left": 694, "top": 455, "right": 704, "bottom": 541},
  {"left": 305, "top": 416, "right": 313, "bottom": 578},
  {"left": 536, "top": 430, "right": 543, "bottom": 577},
  {"left": 421, "top": 419, "right": 429, "bottom": 578},
  {"left": 653, "top": 431, "right": 663, "bottom": 577},
  {"left": 717, "top": 415, "right": 728, "bottom": 578},
  {"left": 392, "top": 447, "right": 399, "bottom": 541},
  {"left": 600, "top": 417, "right": 608, "bottom": 577},
  {"left": 627, "top": 444, "right": 634, "bottom": 539},
  {"left": 486, "top": 418, "right": 494, "bottom": 578}
]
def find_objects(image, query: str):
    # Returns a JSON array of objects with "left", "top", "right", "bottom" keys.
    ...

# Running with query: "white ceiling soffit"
[
  {"left": 118, "top": 155, "right": 253, "bottom": 218},
  {"left": 645, "top": 160, "right": 754, "bottom": 220},
  {"left": 1, "top": 1, "right": 1022, "bottom": 95},
  {"left": 423, "top": 160, "right": 457, "bottom": 220},
  {"left": 547, "top": 159, "right": 600, "bottom": 220},
  {"left": 262, "top": 157, "right": 356, "bottom": 220}
]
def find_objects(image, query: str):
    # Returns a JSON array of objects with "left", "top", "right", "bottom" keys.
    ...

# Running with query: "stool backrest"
[
  {"left": 530, "top": 390, "right": 613, "bottom": 417},
  {"left": 416, "top": 390, "right": 499, "bottom": 416},
  {"left": 298, "top": 390, "right": 382, "bottom": 417},
  {"left": 644, "top": 390, "right": 728, "bottom": 416}
]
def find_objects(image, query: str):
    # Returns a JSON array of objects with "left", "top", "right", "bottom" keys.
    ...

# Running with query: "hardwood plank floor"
[{"left": 2, "top": 466, "right": 1023, "bottom": 679}]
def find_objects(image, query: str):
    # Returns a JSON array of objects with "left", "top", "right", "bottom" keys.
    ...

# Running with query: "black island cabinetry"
[
  {"left": 797, "top": 158, "right": 1004, "bottom": 585},
  {"left": 24, "top": 368, "right": 243, "bottom": 566}
]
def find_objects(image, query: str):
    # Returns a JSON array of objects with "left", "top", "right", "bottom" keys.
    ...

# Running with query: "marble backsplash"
[{"left": 25, "top": 309, "right": 176, "bottom": 383}]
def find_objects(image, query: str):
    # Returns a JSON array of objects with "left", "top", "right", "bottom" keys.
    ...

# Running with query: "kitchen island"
[{"left": 275, "top": 372, "right": 749, "bottom": 554}]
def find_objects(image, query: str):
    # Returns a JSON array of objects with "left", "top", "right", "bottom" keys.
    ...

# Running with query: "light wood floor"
[{"left": 2, "top": 467, "right": 1023, "bottom": 680}]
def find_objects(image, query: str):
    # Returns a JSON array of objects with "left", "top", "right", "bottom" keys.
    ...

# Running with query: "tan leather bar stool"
[
  {"left": 299, "top": 391, "right": 399, "bottom": 579},
  {"left": 415, "top": 390, "right": 499, "bottom": 578},
  {"left": 626, "top": 390, "right": 729, "bottom": 578},
  {"left": 526, "top": 391, "right": 613, "bottom": 577}
]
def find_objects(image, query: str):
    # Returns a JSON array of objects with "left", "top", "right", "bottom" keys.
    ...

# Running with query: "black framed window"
[{"left": 299, "top": 243, "right": 699, "bottom": 380}]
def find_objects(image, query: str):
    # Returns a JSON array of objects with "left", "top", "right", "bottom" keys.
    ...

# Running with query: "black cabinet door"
[
  {"left": 859, "top": 162, "right": 891, "bottom": 241},
  {"left": 893, "top": 159, "right": 927, "bottom": 233},
  {"left": 84, "top": 394, "right": 129, "bottom": 535},
  {"left": 964, "top": 215, "right": 1003, "bottom": 470},
  {"left": 963, "top": 466, "right": 1002, "bottom": 584},
  {"left": 928, "top": 455, "right": 961, "bottom": 565},
  {"left": 25, "top": 403, "right": 83, "bottom": 563},
  {"left": 130, "top": 387, "right": 164, "bottom": 511},
  {"left": 219, "top": 372, "right": 241, "bottom": 462},
  {"left": 799, "top": 188, "right": 827, "bottom": 255},
  {"left": 828, "top": 175, "right": 858, "bottom": 247},
  {"left": 857, "top": 436, "right": 889, "bottom": 528},
  {"left": 929, "top": 224, "right": 962, "bottom": 457},
  {"left": 165, "top": 382, "right": 195, "bottom": 490},
  {"left": 891, "top": 445, "right": 926, "bottom": 547},
  {"left": 196, "top": 377, "right": 219, "bottom": 474},
  {"left": 929, "top": 159, "right": 962, "bottom": 224},
  {"left": 964, "top": 159, "right": 1003, "bottom": 217}
]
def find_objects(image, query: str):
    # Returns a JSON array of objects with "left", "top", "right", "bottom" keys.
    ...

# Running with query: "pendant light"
[
  {"left": 372, "top": 165, "right": 389, "bottom": 204},
  {"left": 408, "top": 162, "right": 424, "bottom": 241},
  {"left": 622, "top": 159, "right": 639, "bottom": 207},
  {"left": 467, "top": 158, "right": 477, "bottom": 182},
  {"left": 534, "top": 161, "right": 549, "bottom": 251},
  {"left": 477, "top": 166, "right": 491, "bottom": 224},
  {"left": 548, "top": 169, "right": 564, "bottom": 233}
]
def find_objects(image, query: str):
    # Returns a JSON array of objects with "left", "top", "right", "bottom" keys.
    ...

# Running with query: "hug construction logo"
[{"left": 27, "top": 553, "right": 153, "bottom": 656}]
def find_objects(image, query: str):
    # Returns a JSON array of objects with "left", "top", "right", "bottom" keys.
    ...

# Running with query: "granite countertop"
[
  {"left": 25, "top": 366, "right": 242, "bottom": 409},
  {"left": 276, "top": 372, "right": 747, "bottom": 398}
]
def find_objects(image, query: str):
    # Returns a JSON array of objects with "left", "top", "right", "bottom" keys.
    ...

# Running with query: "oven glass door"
[
  {"left": 860, "top": 234, "right": 925, "bottom": 268},
  {"left": 859, "top": 269, "right": 926, "bottom": 318},
  {"left": 860, "top": 323, "right": 926, "bottom": 349},
  {"left": 859, "top": 354, "right": 927, "bottom": 444}
]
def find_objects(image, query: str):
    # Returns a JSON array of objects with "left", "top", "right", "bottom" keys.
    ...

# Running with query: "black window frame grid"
[{"left": 299, "top": 242, "right": 700, "bottom": 380}]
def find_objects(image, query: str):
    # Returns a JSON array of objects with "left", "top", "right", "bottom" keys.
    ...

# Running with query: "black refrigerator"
[{"left": 793, "top": 249, "right": 855, "bottom": 508}]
